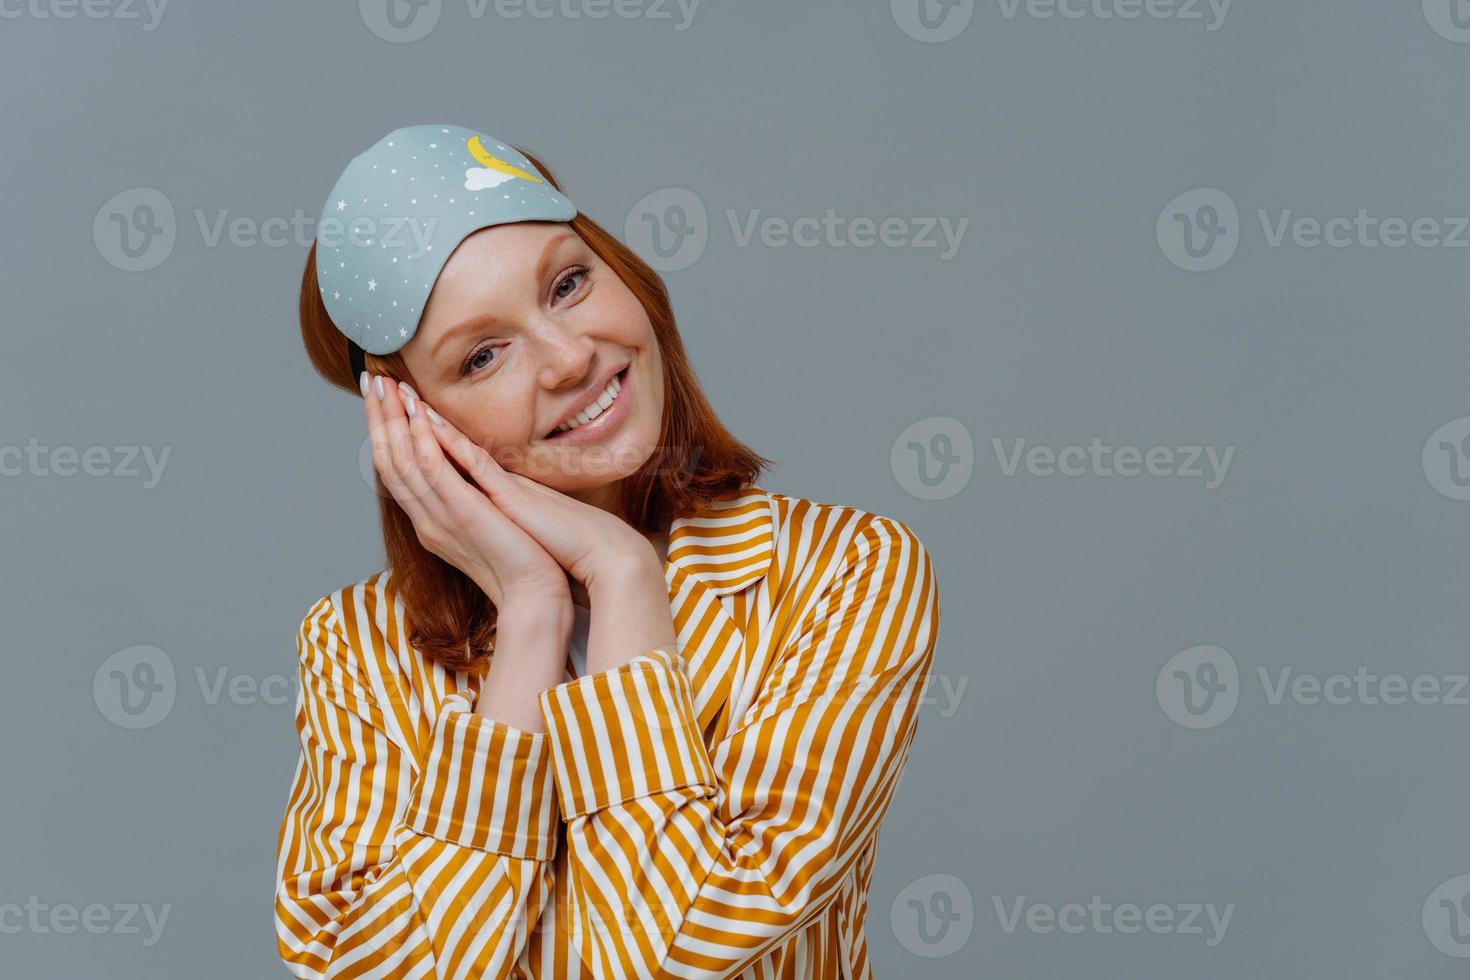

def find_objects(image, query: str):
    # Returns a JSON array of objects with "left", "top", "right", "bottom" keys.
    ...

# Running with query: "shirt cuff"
[
  {"left": 537, "top": 647, "right": 718, "bottom": 821},
  {"left": 404, "top": 691, "right": 560, "bottom": 860}
]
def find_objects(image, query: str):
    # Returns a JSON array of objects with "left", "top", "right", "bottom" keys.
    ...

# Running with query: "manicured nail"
[
  {"left": 425, "top": 406, "right": 445, "bottom": 427},
  {"left": 359, "top": 371, "right": 369, "bottom": 398},
  {"left": 398, "top": 381, "right": 419, "bottom": 401},
  {"left": 403, "top": 393, "right": 417, "bottom": 418},
  {"left": 374, "top": 375, "right": 385, "bottom": 400}
]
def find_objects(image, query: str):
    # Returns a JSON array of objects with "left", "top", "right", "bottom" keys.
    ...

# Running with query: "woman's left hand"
[{"left": 420, "top": 395, "right": 659, "bottom": 590}]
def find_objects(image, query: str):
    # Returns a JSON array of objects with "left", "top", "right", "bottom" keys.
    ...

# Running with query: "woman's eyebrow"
[
  {"left": 431, "top": 313, "right": 499, "bottom": 358},
  {"left": 431, "top": 231, "right": 580, "bottom": 358},
  {"left": 535, "top": 229, "right": 579, "bottom": 280}
]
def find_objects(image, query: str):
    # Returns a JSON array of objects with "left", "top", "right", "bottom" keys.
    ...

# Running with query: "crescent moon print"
[{"left": 464, "top": 135, "right": 544, "bottom": 191}]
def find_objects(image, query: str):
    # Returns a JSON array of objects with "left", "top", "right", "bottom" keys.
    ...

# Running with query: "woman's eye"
[
  {"left": 553, "top": 266, "right": 589, "bottom": 302},
  {"left": 462, "top": 345, "right": 496, "bottom": 376}
]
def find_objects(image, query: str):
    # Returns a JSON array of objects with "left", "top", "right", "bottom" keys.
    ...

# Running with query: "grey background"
[{"left": 3, "top": 0, "right": 1468, "bottom": 977}]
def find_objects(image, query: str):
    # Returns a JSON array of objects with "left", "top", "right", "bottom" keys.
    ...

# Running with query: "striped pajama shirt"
[{"left": 273, "top": 486, "right": 940, "bottom": 979}]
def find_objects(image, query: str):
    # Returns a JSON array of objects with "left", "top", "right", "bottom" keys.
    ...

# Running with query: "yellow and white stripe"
[{"left": 274, "top": 486, "right": 940, "bottom": 979}]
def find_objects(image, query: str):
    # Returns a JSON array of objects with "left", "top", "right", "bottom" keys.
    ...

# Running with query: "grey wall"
[{"left": 3, "top": 1, "right": 1469, "bottom": 976}]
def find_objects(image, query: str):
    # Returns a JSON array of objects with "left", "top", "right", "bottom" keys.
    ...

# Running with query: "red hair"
[{"left": 299, "top": 146, "right": 772, "bottom": 671}]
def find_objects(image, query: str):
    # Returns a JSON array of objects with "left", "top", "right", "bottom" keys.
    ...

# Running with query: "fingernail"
[
  {"left": 403, "top": 393, "right": 417, "bottom": 418},
  {"left": 374, "top": 375, "right": 385, "bottom": 400},
  {"left": 425, "top": 406, "right": 445, "bottom": 427},
  {"left": 359, "top": 371, "right": 369, "bottom": 398},
  {"left": 398, "top": 381, "right": 419, "bottom": 401}
]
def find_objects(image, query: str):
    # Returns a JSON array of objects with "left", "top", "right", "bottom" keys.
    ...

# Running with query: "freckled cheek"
[
  {"left": 463, "top": 426, "right": 520, "bottom": 458},
  {"left": 639, "top": 367, "right": 664, "bottom": 424},
  {"left": 451, "top": 396, "right": 538, "bottom": 454}
]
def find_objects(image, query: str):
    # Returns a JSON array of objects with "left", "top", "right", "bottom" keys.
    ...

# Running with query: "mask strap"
[{"left": 347, "top": 338, "right": 367, "bottom": 390}]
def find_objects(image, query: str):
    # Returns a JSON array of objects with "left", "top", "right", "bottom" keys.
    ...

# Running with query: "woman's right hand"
[{"left": 362, "top": 373, "right": 572, "bottom": 616}]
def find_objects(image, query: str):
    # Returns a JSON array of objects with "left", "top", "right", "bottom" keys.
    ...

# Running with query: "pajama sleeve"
[
  {"left": 274, "top": 595, "right": 561, "bottom": 979},
  {"left": 536, "top": 514, "right": 941, "bottom": 980}
]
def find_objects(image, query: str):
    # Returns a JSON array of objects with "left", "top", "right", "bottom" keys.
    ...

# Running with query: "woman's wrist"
[
  {"left": 473, "top": 602, "right": 574, "bottom": 731},
  {"left": 584, "top": 561, "right": 678, "bottom": 675},
  {"left": 585, "top": 541, "right": 663, "bottom": 599}
]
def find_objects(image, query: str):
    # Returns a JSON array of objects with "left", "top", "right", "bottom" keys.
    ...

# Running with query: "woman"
[{"left": 274, "top": 123, "right": 941, "bottom": 980}]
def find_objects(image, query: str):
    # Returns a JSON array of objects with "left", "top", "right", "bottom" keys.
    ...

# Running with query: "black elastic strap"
[{"left": 347, "top": 338, "right": 367, "bottom": 388}]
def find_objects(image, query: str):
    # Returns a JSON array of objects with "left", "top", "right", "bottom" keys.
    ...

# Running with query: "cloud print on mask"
[
  {"left": 464, "top": 168, "right": 518, "bottom": 191},
  {"left": 462, "top": 134, "right": 546, "bottom": 191}
]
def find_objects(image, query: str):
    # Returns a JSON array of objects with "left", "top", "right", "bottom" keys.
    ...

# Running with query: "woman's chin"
[{"left": 522, "top": 435, "right": 658, "bottom": 491}]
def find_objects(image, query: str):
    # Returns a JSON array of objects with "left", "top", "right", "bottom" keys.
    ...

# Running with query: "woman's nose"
[{"left": 533, "top": 323, "right": 596, "bottom": 389}]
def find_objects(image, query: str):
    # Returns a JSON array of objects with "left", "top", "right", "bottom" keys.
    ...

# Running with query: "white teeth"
[{"left": 553, "top": 373, "right": 622, "bottom": 435}]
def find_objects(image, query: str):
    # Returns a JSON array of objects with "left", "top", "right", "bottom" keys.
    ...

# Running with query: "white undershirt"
[{"left": 568, "top": 602, "right": 591, "bottom": 678}]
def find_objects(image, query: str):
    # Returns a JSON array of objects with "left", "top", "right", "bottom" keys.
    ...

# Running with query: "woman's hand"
[
  {"left": 414, "top": 393, "right": 662, "bottom": 593},
  {"left": 380, "top": 376, "right": 677, "bottom": 676},
  {"left": 362, "top": 373, "right": 571, "bottom": 614}
]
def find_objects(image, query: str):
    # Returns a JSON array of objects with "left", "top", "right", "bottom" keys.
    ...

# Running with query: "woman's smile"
[{"left": 539, "top": 364, "right": 633, "bottom": 446}]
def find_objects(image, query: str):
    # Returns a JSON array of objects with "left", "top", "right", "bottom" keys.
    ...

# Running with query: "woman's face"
[{"left": 397, "top": 221, "right": 665, "bottom": 512}]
